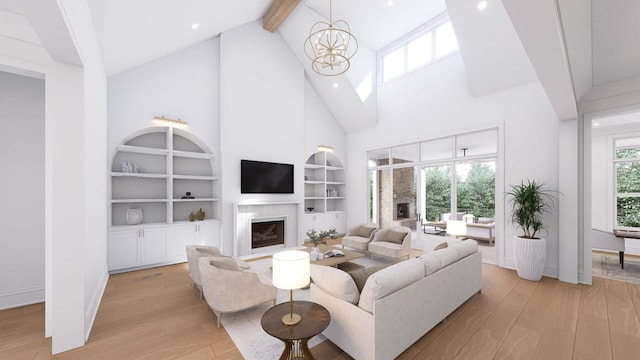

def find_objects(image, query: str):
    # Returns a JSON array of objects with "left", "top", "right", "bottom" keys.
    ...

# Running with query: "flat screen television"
[{"left": 241, "top": 160, "right": 294, "bottom": 194}]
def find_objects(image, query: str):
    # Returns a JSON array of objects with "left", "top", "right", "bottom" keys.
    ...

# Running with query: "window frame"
[{"left": 614, "top": 141, "right": 640, "bottom": 229}]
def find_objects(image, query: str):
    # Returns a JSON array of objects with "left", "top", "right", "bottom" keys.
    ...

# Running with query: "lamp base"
[{"left": 281, "top": 313, "right": 301, "bottom": 326}]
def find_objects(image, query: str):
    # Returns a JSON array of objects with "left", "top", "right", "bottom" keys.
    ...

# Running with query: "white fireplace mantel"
[{"left": 233, "top": 202, "right": 301, "bottom": 256}]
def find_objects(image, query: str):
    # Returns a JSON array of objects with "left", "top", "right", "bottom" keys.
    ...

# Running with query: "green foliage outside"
[
  {"left": 457, "top": 163, "right": 496, "bottom": 219},
  {"left": 424, "top": 163, "right": 495, "bottom": 222},
  {"left": 616, "top": 148, "right": 640, "bottom": 227}
]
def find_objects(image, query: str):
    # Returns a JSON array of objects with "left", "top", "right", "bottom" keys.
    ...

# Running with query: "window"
[
  {"left": 615, "top": 138, "right": 640, "bottom": 227},
  {"left": 367, "top": 128, "right": 498, "bottom": 229},
  {"left": 380, "top": 16, "right": 459, "bottom": 84}
]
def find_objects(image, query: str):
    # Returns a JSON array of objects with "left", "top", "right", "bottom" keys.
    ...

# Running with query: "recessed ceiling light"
[
  {"left": 477, "top": 1, "right": 488, "bottom": 10},
  {"left": 387, "top": 1, "right": 395, "bottom": 6},
  {"left": 333, "top": 83, "right": 339, "bottom": 88},
  {"left": 192, "top": 23, "right": 199, "bottom": 29},
  {"left": 593, "top": 122, "right": 601, "bottom": 127}
]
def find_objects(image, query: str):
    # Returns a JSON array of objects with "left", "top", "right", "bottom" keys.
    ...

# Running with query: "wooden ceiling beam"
[{"left": 263, "top": 0, "right": 301, "bottom": 32}]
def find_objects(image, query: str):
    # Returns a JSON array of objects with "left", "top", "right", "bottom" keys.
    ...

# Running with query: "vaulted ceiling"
[{"left": 2, "top": 0, "right": 639, "bottom": 127}]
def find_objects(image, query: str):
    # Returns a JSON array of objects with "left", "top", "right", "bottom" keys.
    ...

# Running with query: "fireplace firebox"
[
  {"left": 251, "top": 220, "right": 285, "bottom": 249},
  {"left": 397, "top": 203, "right": 409, "bottom": 219}
]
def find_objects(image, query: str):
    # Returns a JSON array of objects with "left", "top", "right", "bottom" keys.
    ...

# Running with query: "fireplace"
[
  {"left": 251, "top": 219, "right": 285, "bottom": 249},
  {"left": 397, "top": 203, "right": 409, "bottom": 219}
]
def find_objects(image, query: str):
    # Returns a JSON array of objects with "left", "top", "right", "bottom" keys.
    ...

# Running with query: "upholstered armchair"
[
  {"left": 186, "top": 245, "right": 249, "bottom": 299},
  {"left": 199, "top": 256, "right": 277, "bottom": 328},
  {"left": 367, "top": 226, "right": 412, "bottom": 260},
  {"left": 341, "top": 222, "right": 379, "bottom": 251}
]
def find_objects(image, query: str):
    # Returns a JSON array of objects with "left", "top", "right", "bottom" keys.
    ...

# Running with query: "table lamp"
[
  {"left": 446, "top": 220, "right": 467, "bottom": 239},
  {"left": 272, "top": 250, "right": 310, "bottom": 326}
]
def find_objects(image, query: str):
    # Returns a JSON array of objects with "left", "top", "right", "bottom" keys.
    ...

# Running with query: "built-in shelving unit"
[
  {"left": 302, "top": 151, "right": 346, "bottom": 238},
  {"left": 108, "top": 126, "right": 220, "bottom": 273}
]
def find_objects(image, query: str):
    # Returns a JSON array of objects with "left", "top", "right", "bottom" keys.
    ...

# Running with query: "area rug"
[
  {"left": 592, "top": 251, "right": 640, "bottom": 284},
  {"left": 221, "top": 253, "right": 398, "bottom": 360}
]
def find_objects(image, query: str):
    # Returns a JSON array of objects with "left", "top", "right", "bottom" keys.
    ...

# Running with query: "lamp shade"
[
  {"left": 272, "top": 250, "right": 310, "bottom": 290},
  {"left": 446, "top": 220, "right": 467, "bottom": 236}
]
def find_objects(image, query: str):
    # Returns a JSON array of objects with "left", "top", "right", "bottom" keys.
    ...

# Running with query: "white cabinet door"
[
  {"left": 326, "top": 211, "right": 347, "bottom": 235},
  {"left": 197, "top": 221, "right": 220, "bottom": 248},
  {"left": 302, "top": 213, "right": 326, "bottom": 240},
  {"left": 141, "top": 227, "right": 168, "bottom": 264},
  {"left": 168, "top": 224, "right": 196, "bottom": 260},
  {"left": 108, "top": 229, "right": 139, "bottom": 271}
]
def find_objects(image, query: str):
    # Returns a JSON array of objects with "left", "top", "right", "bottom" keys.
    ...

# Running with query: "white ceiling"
[
  {"left": 591, "top": 0, "right": 640, "bottom": 86},
  {"left": 88, "top": 0, "right": 447, "bottom": 76}
]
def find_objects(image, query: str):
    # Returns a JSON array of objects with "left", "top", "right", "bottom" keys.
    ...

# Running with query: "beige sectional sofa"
[{"left": 310, "top": 240, "right": 482, "bottom": 360}]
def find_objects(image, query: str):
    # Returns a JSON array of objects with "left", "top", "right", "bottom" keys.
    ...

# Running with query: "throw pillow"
[
  {"left": 433, "top": 241, "right": 448, "bottom": 250},
  {"left": 348, "top": 264, "right": 390, "bottom": 292},
  {"left": 310, "top": 264, "right": 360, "bottom": 304},
  {"left": 356, "top": 226, "right": 376, "bottom": 238},
  {"left": 209, "top": 256, "right": 241, "bottom": 271},
  {"left": 385, "top": 229, "right": 407, "bottom": 244}
]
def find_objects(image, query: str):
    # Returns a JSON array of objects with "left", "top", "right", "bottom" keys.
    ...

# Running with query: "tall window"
[
  {"left": 615, "top": 138, "right": 640, "bottom": 227},
  {"left": 380, "top": 17, "right": 459, "bottom": 83}
]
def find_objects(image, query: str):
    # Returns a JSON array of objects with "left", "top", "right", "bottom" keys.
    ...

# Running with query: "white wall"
[
  {"left": 0, "top": 71, "right": 45, "bottom": 309},
  {"left": 107, "top": 38, "right": 220, "bottom": 153},
  {"left": 219, "top": 21, "right": 305, "bottom": 254},
  {"left": 346, "top": 54, "right": 561, "bottom": 277},
  {"left": 304, "top": 79, "right": 346, "bottom": 163}
]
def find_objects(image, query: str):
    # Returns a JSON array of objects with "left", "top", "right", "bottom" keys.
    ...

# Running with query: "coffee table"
[{"left": 303, "top": 244, "right": 364, "bottom": 268}]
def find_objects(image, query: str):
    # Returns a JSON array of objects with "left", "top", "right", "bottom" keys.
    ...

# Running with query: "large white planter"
[{"left": 513, "top": 236, "right": 546, "bottom": 281}]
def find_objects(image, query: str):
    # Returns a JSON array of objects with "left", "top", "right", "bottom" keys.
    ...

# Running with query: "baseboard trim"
[
  {"left": 0, "top": 285, "right": 45, "bottom": 310},
  {"left": 85, "top": 269, "right": 109, "bottom": 341}
]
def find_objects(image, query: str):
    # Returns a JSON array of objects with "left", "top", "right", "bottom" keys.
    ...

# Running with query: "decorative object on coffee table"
[
  {"left": 261, "top": 301, "right": 330, "bottom": 359},
  {"left": 306, "top": 228, "right": 337, "bottom": 247},
  {"left": 196, "top": 208, "right": 205, "bottom": 220},
  {"left": 272, "top": 250, "right": 310, "bottom": 326}
]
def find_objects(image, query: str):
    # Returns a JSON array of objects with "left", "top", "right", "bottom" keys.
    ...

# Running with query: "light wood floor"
[{"left": 2, "top": 261, "right": 640, "bottom": 359}]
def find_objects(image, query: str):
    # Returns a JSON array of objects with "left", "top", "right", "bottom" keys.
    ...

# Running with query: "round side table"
[{"left": 261, "top": 301, "right": 330, "bottom": 360}]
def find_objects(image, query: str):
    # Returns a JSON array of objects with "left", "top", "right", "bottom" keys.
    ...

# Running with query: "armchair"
[
  {"left": 199, "top": 256, "right": 277, "bottom": 328},
  {"left": 342, "top": 222, "right": 379, "bottom": 251},
  {"left": 367, "top": 226, "right": 412, "bottom": 259},
  {"left": 186, "top": 245, "right": 249, "bottom": 299}
]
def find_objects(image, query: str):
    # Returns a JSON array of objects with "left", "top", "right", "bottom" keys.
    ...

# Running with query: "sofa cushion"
[
  {"left": 453, "top": 239, "right": 478, "bottom": 259},
  {"left": 356, "top": 225, "right": 376, "bottom": 238},
  {"left": 432, "top": 247, "right": 459, "bottom": 268},
  {"left": 385, "top": 229, "right": 407, "bottom": 244},
  {"left": 419, "top": 252, "right": 442, "bottom": 276},
  {"left": 348, "top": 264, "right": 390, "bottom": 292},
  {"left": 358, "top": 258, "right": 425, "bottom": 313},
  {"left": 210, "top": 256, "right": 241, "bottom": 271},
  {"left": 310, "top": 264, "right": 360, "bottom": 304},
  {"left": 433, "top": 241, "right": 448, "bottom": 250}
]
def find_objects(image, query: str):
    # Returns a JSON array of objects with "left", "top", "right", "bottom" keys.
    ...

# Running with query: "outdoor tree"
[
  {"left": 457, "top": 163, "right": 495, "bottom": 218},
  {"left": 424, "top": 167, "right": 451, "bottom": 221}
]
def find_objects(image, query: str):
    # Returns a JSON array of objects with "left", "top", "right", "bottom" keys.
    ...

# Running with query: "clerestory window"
[{"left": 379, "top": 14, "right": 459, "bottom": 84}]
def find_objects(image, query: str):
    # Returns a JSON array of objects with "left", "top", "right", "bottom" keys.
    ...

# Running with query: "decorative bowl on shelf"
[
  {"left": 126, "top": 208, "right": 143, "bottom": 225},
  {"left": 307, "top": 207, "right": 314, "bottom": 212}
]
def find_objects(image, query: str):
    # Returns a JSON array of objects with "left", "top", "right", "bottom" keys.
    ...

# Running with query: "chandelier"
[{"left": 304, "top": 0, "right": 358, "bottom": 76}]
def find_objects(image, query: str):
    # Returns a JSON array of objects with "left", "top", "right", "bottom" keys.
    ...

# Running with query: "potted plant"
[
  {"left": 506, "top": 179, "right": 557, "bottom": 281},
  {"left": 306, "top": 228, "right": 337, "bottom": 260}
]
